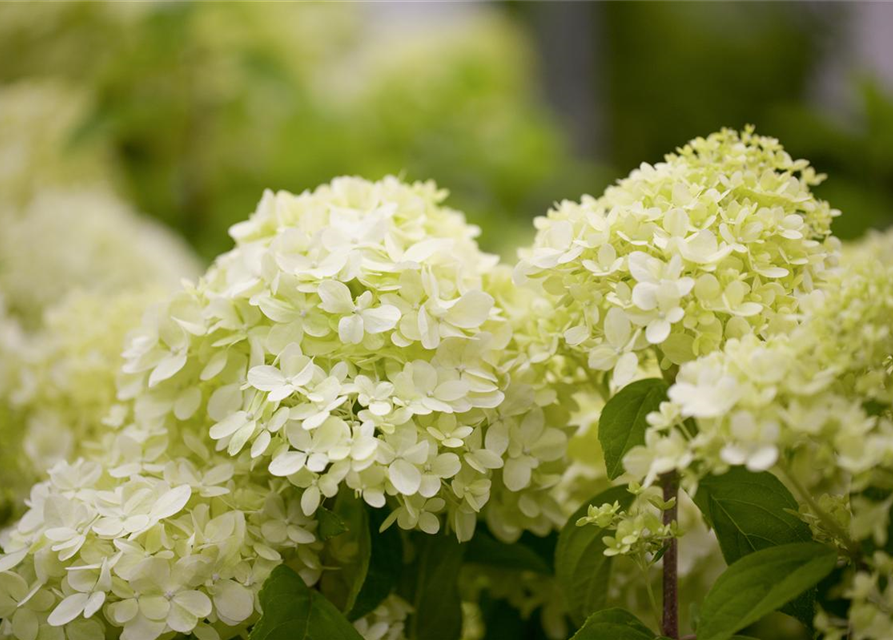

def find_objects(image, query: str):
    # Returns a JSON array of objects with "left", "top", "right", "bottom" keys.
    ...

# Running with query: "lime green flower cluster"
[
  {"left": 618, "top": 230, "right": 893, "bottom": 640},
  {"left": 516, "top": 127, "right": 839, "bottom": 389},
  {"left": 630, "top": 229, "right": 893, "bottom": 487},
  {"left": 0, "top": 290, "right": 163, "bottom": 519},
  {"left": 0, "top": 80, "right": 201, "bottom": 521},
  {"left": 0, "top": 422, "right": 327, "bottom": 640},
  {"left": 0, "top": 177, "right": 577, "bottom": 640},
  {"left": 119, "top": 176, "right": 574, "bottom": 543}
]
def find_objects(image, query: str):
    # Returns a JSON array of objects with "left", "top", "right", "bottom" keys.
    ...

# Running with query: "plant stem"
[
  {"left": 661, "top": 470, "right": 679, "bottom": 639},
  {"left": 640, "top": 558, "right": 663, "bottom": 632}
]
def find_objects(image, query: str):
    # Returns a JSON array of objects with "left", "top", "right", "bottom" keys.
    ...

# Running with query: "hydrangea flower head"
[
  {"left": 625, "top": 228, "right": 893, "bottom": 488},
  {"left": 516, "top": 127, "right": 840, "bottom": 386},
  {"left": 0, "top": 188, "right": 199, "bottom": 329},
  {"left": 121, "top": 176, "right": 574, "bottom": 543}
]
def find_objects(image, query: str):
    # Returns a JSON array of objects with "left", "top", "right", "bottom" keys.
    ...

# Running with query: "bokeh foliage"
[{"left": 0, "top": 2, "right": 592, "bottom": 259}]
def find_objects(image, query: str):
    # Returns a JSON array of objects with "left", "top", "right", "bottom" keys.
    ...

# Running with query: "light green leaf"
[
  {"left": 405, "top": 533, "right": 465, "bottom": 640},
  {"left": 347, "top": 506, "right": 404, "bottom": 621},
  {"left": 555, "top": 486, "right": 635, "bottom": 624},
  {"left": 249, "top": 565, "right": 363, "bottom": 640},
  {"left": 598, "top": 379, "right": 668, "bottom": 480},
  {"left": 697, "top": 542, "right": 837, "bottom": 640},
  {"left": 693, "top": 468, "right": 815, "bottom": 626},
  {"left": 571, "top": 608, "right": 655, "bottom": 639}
]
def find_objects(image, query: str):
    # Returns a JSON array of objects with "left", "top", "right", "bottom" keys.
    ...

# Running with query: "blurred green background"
[{"left": 1, "top": 2, "right": 892, "bottom": 261}]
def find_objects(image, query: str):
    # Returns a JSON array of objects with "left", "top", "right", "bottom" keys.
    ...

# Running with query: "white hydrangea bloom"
[
  {"left": 117, "top": 176, "right": 576, "bottom": 544},
  {"left": 516, "top": 127, "right": 840, "bottom": 388},
  {"left": 0, "top": 416, "right": 325, "bottom": 640},
  {"left": 0, "top": 187, "right": 199, "bottom": 329},
  {"left": 0, "top": 176, "right": 577, "bottom": 640},
  {"left": 625, "top": 228, "right": 893, "bottom": 489},
  {"left": 0, "top": 188, "right": 200, "bottom": 517},
  {"left": 353, "top": 595, "right": 412, "bottom": 640}
]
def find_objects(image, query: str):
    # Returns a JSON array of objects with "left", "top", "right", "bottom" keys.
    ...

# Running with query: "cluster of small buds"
[
  {"left": 516, "top": 127, "right": 839, "bottom": 390},
  {"left": 625, "top": 229, "right": 893, "bottom": 490},
  {"left": 577, "top": 483, "right": 678, "bottom": 561},
  {"left": 119, "top": 176, "right": 575, "bottom": 544}
]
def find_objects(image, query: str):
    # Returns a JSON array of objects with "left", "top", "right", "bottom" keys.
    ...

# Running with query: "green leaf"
[
  {"left": 555, "top": 486, "right": 636, "bottom": 624},
  {"left": 249, "top": 565, "right": 364, "bottom": 640},
  {"left": 693, "top": 468, "right": 815, "bottom": 626},
  {"left": 697, "top": 542, "right": 837, "bottom": 640},
  {"left": 405, "top": 533, "right": 466, "bottom": 640},
  {"left": 319, "top": 493, "right": 370, "bottom": 614},
  {"left": 318, "top": 505, "right": 349, "bottom": 541},
  {"left": 465, "top": 529, "right": 552, "bottom": 575},
  {"left": 479, "top": 594, "right": 551, "bottom": 640},
  {"left": 694, "top": 468, "right": 812, "bottom": 559},
  {"left": 598, "top": 379, "right": 668, "bottom": 479},
  {"left": 347, "top": 506, "right": 404, "bottom": 621},
  {"left": 571, "top": 608, "right": 655, "bottom": 639}
]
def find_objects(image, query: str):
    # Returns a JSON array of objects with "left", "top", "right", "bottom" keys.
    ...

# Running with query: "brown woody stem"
[{"left": 661, "top": 470, "right": 679, "bottom": 639}]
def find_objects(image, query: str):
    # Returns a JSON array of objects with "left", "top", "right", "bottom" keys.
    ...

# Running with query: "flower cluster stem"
[{"left": 661, "top": 470, "right": 679, "bottom": 639}]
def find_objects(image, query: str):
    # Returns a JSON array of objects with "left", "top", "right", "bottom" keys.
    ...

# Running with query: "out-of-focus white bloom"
[
  {"left": 0, "top": 187, "right": 199, "bottom": 328},
  {"left": 0, "top": 187, "right": 200, "bottom": 517},
  {"left": 516, "top": 127, "right": 839, "bottom": 388},
  {"left": 119, "top": 177, "right": 577, "bottom": 544},
  {"left": 353, "top": 595, "right": 412, "bottom": 640},
  {"left": 817, "top": 552, "right": 893, "bottom": 640}
]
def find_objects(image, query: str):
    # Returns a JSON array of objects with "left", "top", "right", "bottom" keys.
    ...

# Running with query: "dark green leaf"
[
  {"left": 693, "top": 468, "right": 815, "bottom": 626},
  {"left": 571, "top": 608, "right": 655, "bottom": 640},
  {"left": 697, "top": 542, "right": 837, "bottom": 640},
  {"left": 694, "top": 468, "right": 812, "bottom": 559},
  {"left": 319, "top": 493, "right": 370, "bottom": 614},
  {"left": 318, "top": 506, "right": 349, "bottom": 541},
  {"left": 249, "top": 565, "right": 363, "bottom": 640},
  {"left": 405, "top": 533, "right": 466, "bottom": 640},
  {"left": 599, "top": 379, "right": 668, "bottom": 480},
  {"left": 348, "top": 506, "right": 404, "bottom": 620},
  {"left": 555, "top": 486, "right": 636, "bottom": 624},
  {"left": 517, "top": 530, "right": 559, "bottom": 572},
  {"left": 465, "top": 529, "right": 552, "bottom": 574},
  {"left": 479, "top": 594, "right": 552, "bottom": 640}
]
